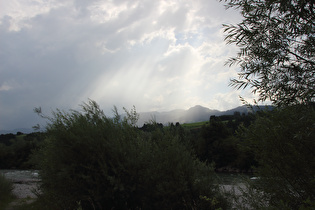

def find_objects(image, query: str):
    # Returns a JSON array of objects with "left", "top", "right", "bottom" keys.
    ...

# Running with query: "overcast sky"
[{"left": 0, "top": 0, "right": 260, "bottom": 131}]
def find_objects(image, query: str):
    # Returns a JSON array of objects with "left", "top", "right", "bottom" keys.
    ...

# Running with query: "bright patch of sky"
[{"left": 0, "top": 0, "right": 263, "bottom": 131}]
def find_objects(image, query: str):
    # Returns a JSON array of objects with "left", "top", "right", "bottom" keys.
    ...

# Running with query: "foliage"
[
  {"left": 0, "top": 133, "right": 15, "bottom": 146},
  {"left": 181, "top": 121, "right": 209, "bottom": 129},
  {"left": 241, "top": 105, "right": 315, "bottom": 208},
  {"left": 222, "top": 0, "right": 315, "bottom": 106},
  {"left": 221, "top": 1, "right": 315, "bottom": 208},
  {"left": 0, "top": 112, "right": 256, "bottom": 173},
  {"left": 36, "top": 100, "right": 229, "bottom": 210},
  {"left": 0, "top": 173, "right": 15, "bottom": 209},
  {"left": 189, "top": 112, "right": 257, "bottom": 171},
  {"left": 0, "top": 132, "right": 43, "bottom": 169}
]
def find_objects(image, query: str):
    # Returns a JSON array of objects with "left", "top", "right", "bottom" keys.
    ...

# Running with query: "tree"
[
  {"left": 222, "top": 0, "right": 315, "bottom": 106},
  {"left": 221, "top": 1, "right": 315, "bottom": 208},
  {"left": 199, "top": 119, "right": 238, "bottom": 168},
  {"left": 241, "top": 105, "right": 315, "bottom": 208}
]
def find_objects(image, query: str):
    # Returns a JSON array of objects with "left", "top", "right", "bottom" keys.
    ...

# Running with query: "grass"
[
  {"left": 15, "top": 134, "right": 27, "bottom": 141},
  {"left": 182, "top": 121, "right": 208, "bottom": 129}
]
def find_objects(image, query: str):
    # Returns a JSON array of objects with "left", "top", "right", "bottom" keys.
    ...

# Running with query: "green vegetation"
[
  {"left": 33, "top": 100, "right": 229, "bottom": 210},
  {"left": 191, "top": 112, "right": 257, "bottom": 171},
  {"left": 238, "top": 105, "right": 315, "bottom": 208},
  {"left": 222, "top": 0, "right": 315, "bottom": 208},
  {"left": 0, "top": 132, "right": 44, "bottom": 169},
  {"left": 2, "top": 102, "right": 314, "bottom": 209},
  {"left": 222, "top": 0, "right": 315, "bottom": 106},
  {"left": 2, "top": 1, "right": 314, "bottom": 208},
  {"left": 0, "top": 173, "right": 15, "bottom": 209},
  {"left": 182, "top": 121, "right": 208, "bottom": 129}
]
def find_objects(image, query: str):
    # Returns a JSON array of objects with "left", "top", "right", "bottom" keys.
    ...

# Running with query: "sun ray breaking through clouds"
[{"left": 0, "top": 0, "right": 264, "bottom": 131}]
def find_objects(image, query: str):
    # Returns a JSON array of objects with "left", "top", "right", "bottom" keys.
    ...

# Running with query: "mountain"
[
  {"left": 1, "top": 105, "right": 272, "bottom": 134},
  {"left": 136, "top": 105, "right": 254, "bottom": 126},
  {"left": 0, "top": 128, "right": 34, "bottom": 135},
  {"left": 220, "top": 106, "right": 250, "bottom": 116},
  {"left": 183, "top": 105, "right": 220, "bottom": 122}
]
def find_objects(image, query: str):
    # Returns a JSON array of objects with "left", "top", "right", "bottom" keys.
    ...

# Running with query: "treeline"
[
  {"left": 1, "top": 102, "right": 314, "bottom": 209},
  {"left": 194, "top": 112, "right": 257, "bottom": 172},
  {"left": 0, "top": 132, "right": 44, "bottom": 169},
  {"left": 0, "top": 111, "right": 256, "bottom": 171},
  {"left": 139, "top": 111, "right": 258, "bottom": 173}
]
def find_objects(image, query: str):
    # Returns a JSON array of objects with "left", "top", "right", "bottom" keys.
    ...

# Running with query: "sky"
[{"left": 0, "top": 0, "right": 260, "bottom": 131}]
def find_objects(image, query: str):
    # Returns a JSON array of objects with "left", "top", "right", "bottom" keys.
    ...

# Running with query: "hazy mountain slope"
[
  {"left": 137, "top": 105, "right": 251, "bottom": 126},
  {"left": 1, "top": 105, "right": 271, "bottom": 133}
]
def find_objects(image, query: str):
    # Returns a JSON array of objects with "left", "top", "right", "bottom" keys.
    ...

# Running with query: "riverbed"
[
  {"left": 1, "top": 170, "right": 253, "bottom": 201},
  {"left": 1, "top": 170, "right": 40, "bottom": 199}
]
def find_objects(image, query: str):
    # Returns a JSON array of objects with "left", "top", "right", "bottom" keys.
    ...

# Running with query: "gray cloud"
[{"left": 0, "top": 0, "right": 258, "bottom": 131}]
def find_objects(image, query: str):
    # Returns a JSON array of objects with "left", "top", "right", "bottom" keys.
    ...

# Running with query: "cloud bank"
[{"left": 0, "top": 0, "right": 259, "bottom": 131}]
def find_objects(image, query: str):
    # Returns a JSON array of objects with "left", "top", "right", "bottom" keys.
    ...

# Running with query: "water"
[
  {"left": 215, "top": 172, "right": 256, "bottom": 198},
  {"left": 1, "top": 170, "right": 39, "bottom": 183}
]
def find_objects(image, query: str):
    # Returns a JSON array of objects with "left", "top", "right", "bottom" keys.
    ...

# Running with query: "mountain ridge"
[
  {"left": 136, "top": 105, "right": 259, "bottom": 126},
  {"left": 1, "top": 105, "right": 272, "bottom": 134}
]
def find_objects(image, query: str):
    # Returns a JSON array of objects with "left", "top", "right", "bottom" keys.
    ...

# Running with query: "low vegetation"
[
  {"left": 2, "top": 0, "right": 315, "bottom": 208},
  {"left": 2, "top": 101, "right": 314, "bottom": 209},
  {"left": 0, "top": 173, "right": 15, "bottom": 209},
  {"left": 32, "top": 100, "right": 229, "bottom": 209},
  {"left": 240, "top": 105, "right": 315, "bottom": 209},
  {"left": 182, "top": 121, "right": 208, "bottom": 129},
  {"left": 0, "top": 132, "right": 43, "bottom": 169}
]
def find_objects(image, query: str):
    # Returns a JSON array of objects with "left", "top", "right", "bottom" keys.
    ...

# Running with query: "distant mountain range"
[
  {"left": 0, "top": 128, "right": 35, "bottom": 135},
  {"left": 136, "top": 105, "right": 271, "bottom": 126},
  {"left": 1, "top": 105, "right": 272, "bottom": 134}
]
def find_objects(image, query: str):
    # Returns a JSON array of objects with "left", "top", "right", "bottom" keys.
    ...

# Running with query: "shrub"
[
  {"left": 242, "top": 105, "right": 315, "bottom": 209},
  {"left": 36, "top": 100, "right": 228, "bottom": 209},
  {"left": 0, "top": 173, "right": 15, "bottom": 209}
]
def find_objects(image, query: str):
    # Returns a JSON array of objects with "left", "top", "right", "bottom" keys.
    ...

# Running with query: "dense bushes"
[
  {"left": 190, "top": 113, "right": 257, "bottom": 171},
  {"left": 240, "top": 105, "right": 315, "bottom": 209},
  {"left": 36, "top": 100, "right": 228, "bottom": 209},
  {"left": 0, "top": 132, "right": 43, "bottom": 169},
  {"left": 0, "top": 173, "right": 15, "bottom": 209}
]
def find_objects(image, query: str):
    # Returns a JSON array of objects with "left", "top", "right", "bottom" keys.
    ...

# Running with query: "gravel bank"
[
  {"left": 2, "top": 170, "right": 41, "bottom": 199},
  {"left": 12, "top": 181, "right": 40, "bottom": 199}
]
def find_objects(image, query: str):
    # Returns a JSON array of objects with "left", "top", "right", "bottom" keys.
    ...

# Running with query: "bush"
[
  {"left": 0, "top": 173, "right": 15, "bottom": 209},
  {"left": 242, "top": 105, "right": 315, "bottom": 209},
  {"left": 36, "top": 100, "right": 228, "bottom": 209}
]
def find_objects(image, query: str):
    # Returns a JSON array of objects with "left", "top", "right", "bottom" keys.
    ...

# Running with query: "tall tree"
[
  {"left": 222, "top": 0, "right": 315, "bottom": 106},
  {"left": 221, "top": 1, "right": 315, "bottom": 208}
]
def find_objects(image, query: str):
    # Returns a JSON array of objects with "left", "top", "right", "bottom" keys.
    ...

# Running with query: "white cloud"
[
  {"left": 0, "top": 0, "right": 68, "bottom": 31},
  {"left": 0, "top": 0, "right": 250, "bottom": 130}
]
